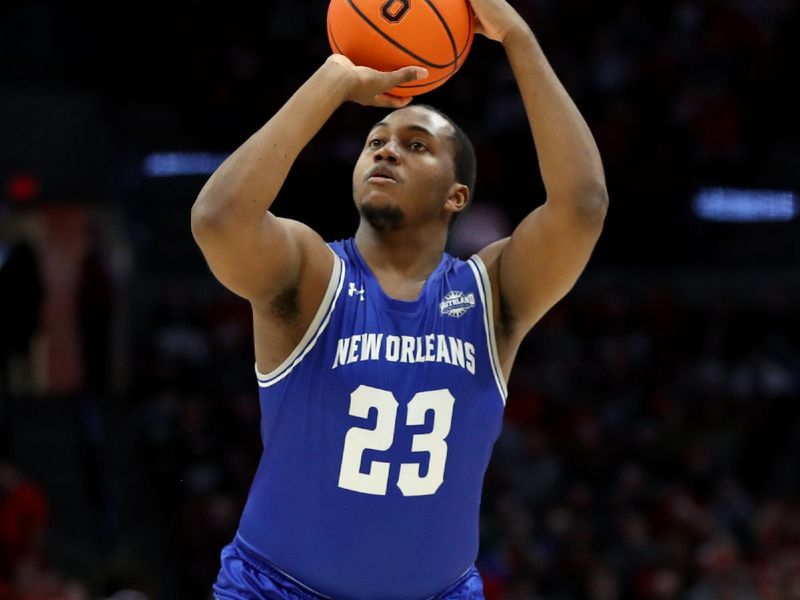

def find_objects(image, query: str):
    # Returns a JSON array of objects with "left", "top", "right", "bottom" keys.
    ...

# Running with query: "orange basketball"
[{"left": 327, "top": 0, "right": 475, "bottom": 97}]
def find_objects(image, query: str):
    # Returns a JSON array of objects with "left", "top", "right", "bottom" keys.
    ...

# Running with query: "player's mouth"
[{"left": 366, "top": 166, "right": 399, "bottom": 184}]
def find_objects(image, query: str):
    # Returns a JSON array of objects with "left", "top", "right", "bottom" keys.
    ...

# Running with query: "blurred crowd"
[
  {"left": 478, "top": 290, "right": 800, "bottom": 599},
  {"left": 1, "top": 0, "right": 799, "bottom": 598},
  {"left": 4, "top": 0, "right": 797, "bottom": 262}
]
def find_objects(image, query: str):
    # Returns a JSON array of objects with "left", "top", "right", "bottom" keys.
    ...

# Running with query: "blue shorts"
[{"left": 213, "top": 539, "right": 486, "bottom": 600}]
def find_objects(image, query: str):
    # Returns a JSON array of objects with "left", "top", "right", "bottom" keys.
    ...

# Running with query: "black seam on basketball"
[
  {"left": 397, "top": 10, "right": 473, "bottom": 89},
  {"left": 328, "top": 19, "right": 344, "bottom": 55},
  {"left": 439, "top": 4, "right": 473, "bottom": 64},
  {"left": 345, "top": 0, "right": 457, "bottom": 70},
  {"left": 461, "top": 5, "right": 473, "bottom": 63},
  {"left": 395, "top": 71, "right": 453, "bottom": 88},
  {"left": 451, "top": 17, "right": 472, "bottom": 64},
  {"left": 443, "top": 9, "right": 472, "bottom": 69},
  {"left": 395, "top": 62, "right": 467, "bottom": 87},
  {"left": 421, "top": 0, "right": 458, "bottom": 75},
  {"left": 396, "top": 3, "right": 473, "bottom": 87}
]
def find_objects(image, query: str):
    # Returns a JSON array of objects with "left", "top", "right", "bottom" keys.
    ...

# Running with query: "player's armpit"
[
  {"left": 191, "top": 209, "right": 331, "bottom": 304},
  {"left": 490, "top": 195, "right": 606, "bottom": 336}
]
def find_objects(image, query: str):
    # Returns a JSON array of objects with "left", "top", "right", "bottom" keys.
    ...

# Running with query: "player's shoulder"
[
  {"left": 272, "top": 217, "right": 341, "bottom": 274},
  {"left": 474, "top": 237, "right": 511, "bottom": 272},
  {"left": 275, "top": 217, "right": 327, "bottom": 250}
]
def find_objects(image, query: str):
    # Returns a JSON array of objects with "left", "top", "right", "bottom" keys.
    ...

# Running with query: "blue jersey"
[{"left": 235, "top": 237, "right": 507, "bottom": 600}]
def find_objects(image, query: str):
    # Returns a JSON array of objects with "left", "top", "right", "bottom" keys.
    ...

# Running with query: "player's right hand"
[{"left": 326, "top": 54, "right": 428, "bottom": 109}]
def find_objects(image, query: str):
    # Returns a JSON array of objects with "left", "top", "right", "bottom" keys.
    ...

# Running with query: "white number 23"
[{"left": 338, "top": 385, "right": 455, "bottom": 497}]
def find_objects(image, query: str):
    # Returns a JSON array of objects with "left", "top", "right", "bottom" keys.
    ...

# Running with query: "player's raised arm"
[
  {"left": 190, "top": 55, "right": 428, "bottom": 302},
  {"left": 471, "top": 0, "right": 608, "bottom": 340}
]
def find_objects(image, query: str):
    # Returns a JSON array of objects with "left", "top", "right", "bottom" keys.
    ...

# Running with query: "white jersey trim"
[
  {"left": 255, "top": 246, "right": 345, "bottom": 388},
  {"left": 467, "top": 256, "right": 508, "bottom": 403}
]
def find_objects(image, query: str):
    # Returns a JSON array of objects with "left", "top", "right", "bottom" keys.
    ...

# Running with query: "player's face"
[{"left": 352, "top": 106, "right": 458, "bottom": 230}]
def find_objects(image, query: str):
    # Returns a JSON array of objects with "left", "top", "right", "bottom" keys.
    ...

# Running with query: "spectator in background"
[
  {"left": 0, "top": 461, "right": 47, "bottom": 583},
  {"left": 0, "top": 462, "right": 93, "bottom": 600},
  {"left": 0, "top": 220, "right": 43, "bottom": 459},
  {"left": 75, "top": 222, "right": 117, "bottom": 547}
]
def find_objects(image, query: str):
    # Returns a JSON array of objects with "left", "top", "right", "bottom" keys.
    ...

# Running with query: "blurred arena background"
[{"left": 1, "top": 0, "right": 799, "bottom": 598}]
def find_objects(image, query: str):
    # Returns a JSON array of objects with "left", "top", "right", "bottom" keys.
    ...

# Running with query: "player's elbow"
[
  {"left": 579, "top": 182, "right": 608, "bottom": 225},
  {"left": 190, "top": 196, "right": 227, "bottom": 246}
]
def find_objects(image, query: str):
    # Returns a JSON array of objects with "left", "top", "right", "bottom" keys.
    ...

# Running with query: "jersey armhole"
[
  {"left": 467, "top": 255, "right": 509, "bottom": 403},
  {"left": 255, "top": 246, "right": 346, "bottom": 388}
]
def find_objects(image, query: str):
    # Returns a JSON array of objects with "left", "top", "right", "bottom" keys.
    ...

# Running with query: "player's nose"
[{"left": 373, "top": 140, "right": 401, "bottom": 163}]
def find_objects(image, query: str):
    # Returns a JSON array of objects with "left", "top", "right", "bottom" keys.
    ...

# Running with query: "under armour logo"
[{"left": 348, "top": 282, "right": 365, "bottom": 301}]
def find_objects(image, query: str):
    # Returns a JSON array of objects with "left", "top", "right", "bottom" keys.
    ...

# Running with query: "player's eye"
[
  {"left": 368, "top": 138, "right": 384, "bottom": 148},
  {"left": 410, "top": 141, "right": 428, "bottom": 151}
]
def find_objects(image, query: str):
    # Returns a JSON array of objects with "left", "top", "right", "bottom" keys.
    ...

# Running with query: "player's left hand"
[
  {"left": 326, "top": 54, "right": 426, "bottom": 109},
  {"left": 467, "top": 0, "right": 528, "bottom": 44}
]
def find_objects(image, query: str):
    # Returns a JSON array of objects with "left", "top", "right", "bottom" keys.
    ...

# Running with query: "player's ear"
[{"left": 445, "top": 183, "right": 469, "bottom": 215}]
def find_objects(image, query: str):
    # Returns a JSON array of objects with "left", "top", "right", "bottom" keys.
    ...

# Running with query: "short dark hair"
[{"left": 413, "top": 104, "right": 477, "bottom": 199}]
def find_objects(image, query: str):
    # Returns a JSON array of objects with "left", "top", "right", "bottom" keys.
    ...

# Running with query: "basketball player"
[{"left": 192, "top": 0, "right": 607, "bottom": 597}]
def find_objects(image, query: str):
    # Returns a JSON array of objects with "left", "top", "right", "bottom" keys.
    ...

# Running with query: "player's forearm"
[
  {"left": 192, "top": 61, "right": 352, "bottom": 228},
  {"left": 503, "top": 26, "right": 607, "bottom": 215}
]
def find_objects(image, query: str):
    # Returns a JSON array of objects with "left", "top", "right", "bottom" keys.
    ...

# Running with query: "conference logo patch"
[{"left": 440, "top": 291, "right": 476, "bottom": 318}]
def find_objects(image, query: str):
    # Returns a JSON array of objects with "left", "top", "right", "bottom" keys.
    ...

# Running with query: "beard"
[{"left": 359, "top": 201, "right": 405, "bottom": 232}]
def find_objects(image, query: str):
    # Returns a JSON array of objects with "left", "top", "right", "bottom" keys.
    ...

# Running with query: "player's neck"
[{"left": 354, "top": 222, "right": 446, "bottom": 282}]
